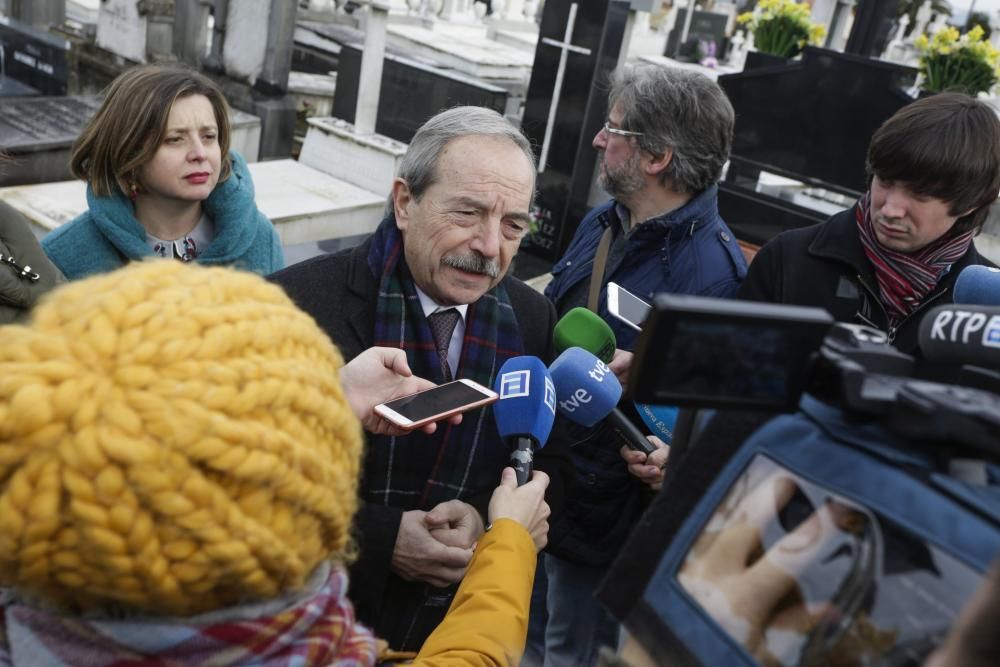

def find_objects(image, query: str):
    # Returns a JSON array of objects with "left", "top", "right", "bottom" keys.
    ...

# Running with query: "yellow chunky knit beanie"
[{"left": 0, "top": 261, "right": 363, "bottom": 616}]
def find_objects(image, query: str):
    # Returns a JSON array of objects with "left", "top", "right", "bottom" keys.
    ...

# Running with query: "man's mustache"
[{"left": 443, "top": 252, "right": 501, "bottom": 278}]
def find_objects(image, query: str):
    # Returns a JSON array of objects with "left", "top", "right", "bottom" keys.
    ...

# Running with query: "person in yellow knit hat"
[{"left": 0, "top": 260, "right": 549, "bottom": 666}]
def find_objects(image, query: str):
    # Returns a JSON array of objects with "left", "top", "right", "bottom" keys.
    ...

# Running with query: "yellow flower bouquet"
[
  {"left": 737, "top": 0, "right": 826, "bottom": 59},
  {"left": 914, "top": 25, "right": 1000, "bottom": 95}
]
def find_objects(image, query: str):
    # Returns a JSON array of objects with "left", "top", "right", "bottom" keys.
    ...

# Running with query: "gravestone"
[
  {"left": 664, "top": 10, "right": 728, "bottom": 62},
  {"left": 94, "top": 0, "right": 174, "bottom": 64},
  {"left": 294, "top": 21, "right": 368, "bottom": 75},
  {"left": 845, "top": 0, "right": 901, "bottom": 58},
  {"left": 332, "top": 42, "right": 508, "bottom": 143},
  {"left": 386, "top": 22, "right": 534, "bottom": 81},
  {"left": 0, "top": 16, "right": 70, "bottom": 96},
  {"left": 205, "top": 0, "right": 298, "bottom": 158},
  {"left": 0, "top": 160, "right": 386, "bottom": 262},
  {"left": 0, "top": 97, "right": 263, "bottom": 187},
  {"left": 520, "top": 0, "right": 629, "bottom": 262},
  {"left": 716, "top": 47, "right": 917, "bottom": 246},
  {"left": 7, "top": 0, "right": 66, "bottom": 31}
]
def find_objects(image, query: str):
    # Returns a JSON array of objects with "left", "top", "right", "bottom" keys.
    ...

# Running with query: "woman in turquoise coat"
[{"left": 42, "top": 65, "right": 283, "bottom": 279}]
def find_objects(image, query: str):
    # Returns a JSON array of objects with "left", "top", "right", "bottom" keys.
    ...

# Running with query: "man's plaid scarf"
[
  {"left": 857, "top": 191, "right": 973, "bottom": 325},
  {"left": 0, "top": 565, "right": 377, "bottom": 666},
  {"left": 366, "top": 216, "right": 524, "bottom": 511}
]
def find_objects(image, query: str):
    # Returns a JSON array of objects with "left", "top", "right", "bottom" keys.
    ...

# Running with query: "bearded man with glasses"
[{"left": 540, "top": 63, "right": 747, "bottom": 667}]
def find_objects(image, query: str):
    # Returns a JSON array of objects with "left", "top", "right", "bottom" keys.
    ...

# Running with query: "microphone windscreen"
[
  {"left": 918, "top": 304, "right": 1000, "bottom": 366},
  {"left": 554, "top": 307, "right": 617, "bottom": 362},
  {"left": 954, "top": 265, "right": 1000, "bottom": 306},
  {"left": 493, "top": 356, "right": 557, "bottom": 447},
  {"left": 549, "top": 347, "right": 622, "bottom": 427}
]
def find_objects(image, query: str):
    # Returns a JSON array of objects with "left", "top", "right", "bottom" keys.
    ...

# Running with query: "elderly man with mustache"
[{"left": 270, "top": 106, "right": 572, "bottom": 654}]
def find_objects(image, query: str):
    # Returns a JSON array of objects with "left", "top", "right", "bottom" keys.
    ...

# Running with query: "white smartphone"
[
  {"left": 373, "top": 378, "right": 499, "bottom": 431},
  {"left": 607, "top": 282, "right": 652, "bottom": 331}
]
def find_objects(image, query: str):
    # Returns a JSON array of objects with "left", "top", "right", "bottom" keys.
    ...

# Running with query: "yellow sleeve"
[{"left": 411, "top": 518, "right": 537, "bottom": 667}]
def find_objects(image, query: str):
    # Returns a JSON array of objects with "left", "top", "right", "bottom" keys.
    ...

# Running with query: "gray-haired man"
[
  {"left": 270, "top": 106, "right": 572, "bottom": 652},
  {"left": 542, "top": 64, "right": 747, "bottom": 666}
]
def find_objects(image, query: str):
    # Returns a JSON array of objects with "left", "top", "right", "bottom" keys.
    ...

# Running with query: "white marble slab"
[
  {"left": 490, "top": 28, "right": 539, "bottom": 53},
  {"left": 638, "top": 54, "right": 739, "bottom": 81},
  {"left": 387, "top": 23, "right": 533, "bottom": 80},
  {"left": 0, "top": 160, "right": 385, "bottom": 247},
  {"left": 299, "top": 117, "right": 407, "bottom": 197}
]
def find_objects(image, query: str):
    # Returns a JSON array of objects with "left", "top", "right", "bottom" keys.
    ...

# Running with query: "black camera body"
[{"left": 628, "top": 294, "right": 1000, "bottom": 457}]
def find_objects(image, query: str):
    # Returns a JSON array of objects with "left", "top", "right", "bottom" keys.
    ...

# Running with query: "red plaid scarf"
[
  {"left": 856, "top": 191, "right": 973, "bottom": 325},
  {"left": 0, "top": 566, "right": 377, "bottom": 666}
]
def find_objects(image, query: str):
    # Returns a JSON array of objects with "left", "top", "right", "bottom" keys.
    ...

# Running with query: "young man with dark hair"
[{"left": 738, "top": 92, "right": 1000, "bottom": 353}]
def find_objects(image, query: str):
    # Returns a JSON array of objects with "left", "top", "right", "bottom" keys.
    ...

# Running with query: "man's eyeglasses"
[{"left": 603, "top": 122, "right": 643, "bottom": 138}]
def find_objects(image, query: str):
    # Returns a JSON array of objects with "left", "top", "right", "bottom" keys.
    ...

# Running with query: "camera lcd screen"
[
  {"left": 383, "top": 381, "right": 492, "bottom": 421},
  {"left": 629, "top": 295, "right": 833, "bottom": 410}
]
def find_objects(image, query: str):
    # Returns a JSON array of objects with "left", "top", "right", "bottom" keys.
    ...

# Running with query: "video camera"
[
  {"left": 627, "top": 293, "right": 1000, "bottom": 457},
  {"left": 600, "top": 294, "right": 1000, "bottom": 667}
]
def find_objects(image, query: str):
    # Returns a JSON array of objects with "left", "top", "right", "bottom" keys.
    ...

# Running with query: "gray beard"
[{"left": 598, "top": 152, "right": 645, "bottom": 199}]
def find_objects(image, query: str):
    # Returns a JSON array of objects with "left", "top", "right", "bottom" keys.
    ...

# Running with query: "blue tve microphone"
[
  {"left": 955, "top": 265, "right": 1000, "bottom": 306},
  {"left": 549, "top": 347, "right": 622, "bottom": 426},
  {"left": 493, "top": 356, "right": 557, "bottom": 486},
  {"left": 548, "top": 348, "right": 656, "bottom": 454},
  {"left": 549, "top": 347, "right": 656, "bottom": 454}
]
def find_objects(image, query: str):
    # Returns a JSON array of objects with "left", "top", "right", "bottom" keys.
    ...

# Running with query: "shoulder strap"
[{"left": 587, "top": 227, "right": 614, "bottom": 313}]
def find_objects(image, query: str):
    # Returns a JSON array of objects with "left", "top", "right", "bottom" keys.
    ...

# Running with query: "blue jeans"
[{"left": 543, "top": 554, "right": 619, "bottom": 667}]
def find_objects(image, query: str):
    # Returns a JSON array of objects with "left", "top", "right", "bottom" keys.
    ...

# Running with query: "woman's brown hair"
[{"left": 70, "top": 65, "right": 233, "bottom": 198}]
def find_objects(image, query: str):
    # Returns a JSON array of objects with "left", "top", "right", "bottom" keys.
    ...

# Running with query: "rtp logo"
[
  {"left": 499, "top": 370, "right": 531, "bottom": 399},
  {"left": 985, "top": 315, "right": 1000, "bottom": 349},
  {"left": 544, "top": 376, "right": 556, "bottom": 414}
]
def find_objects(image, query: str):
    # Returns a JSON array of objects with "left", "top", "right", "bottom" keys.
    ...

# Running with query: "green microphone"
[{"left": 553, "top": 307, "right": 617, "bottom": 363}]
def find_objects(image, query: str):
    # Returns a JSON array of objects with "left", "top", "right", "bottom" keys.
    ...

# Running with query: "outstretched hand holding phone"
[{"left": 339, "top": 347, "right": 463, "bottom": 436}]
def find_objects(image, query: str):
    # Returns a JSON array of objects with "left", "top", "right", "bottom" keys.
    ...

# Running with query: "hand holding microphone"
[{"left": 488, "top": 467, "right": 551, "bottom": 551}]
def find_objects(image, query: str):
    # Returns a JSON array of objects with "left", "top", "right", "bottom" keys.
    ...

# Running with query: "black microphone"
[{"left": 918, "top": 304, "right": 1000, "bottom": 367}]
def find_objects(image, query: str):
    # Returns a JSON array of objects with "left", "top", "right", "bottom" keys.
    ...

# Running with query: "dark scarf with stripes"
[
  {"left": 856, "top": 191, "right": 973, "bottom": 325},
  {"left": 365, "top": 216, "right": 524, "bottom": 511}
]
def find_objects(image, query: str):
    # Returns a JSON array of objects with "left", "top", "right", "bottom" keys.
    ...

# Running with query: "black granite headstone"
[
  {"left": 332, "top": 43, "right": 508, "bottom": 144},
  {"left": 0, "top": 16, "right": 70, "bottom": 97},
  {"left": 664, "top": 10, "right": 729, "bottom": 63},
  {"left": 716, "top": 47, "right": 917, "bottom": 245},
  {"left": 520, "top": 0, "right": 629, "bottom": 262}
]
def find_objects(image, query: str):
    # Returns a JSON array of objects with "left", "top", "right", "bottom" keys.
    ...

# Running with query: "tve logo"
[
  {"left": 499, "top": 370, "right": 531, "bottom": 399},
  {"left": 558, "top": 388, "right": 592, "bottom": 413}
]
